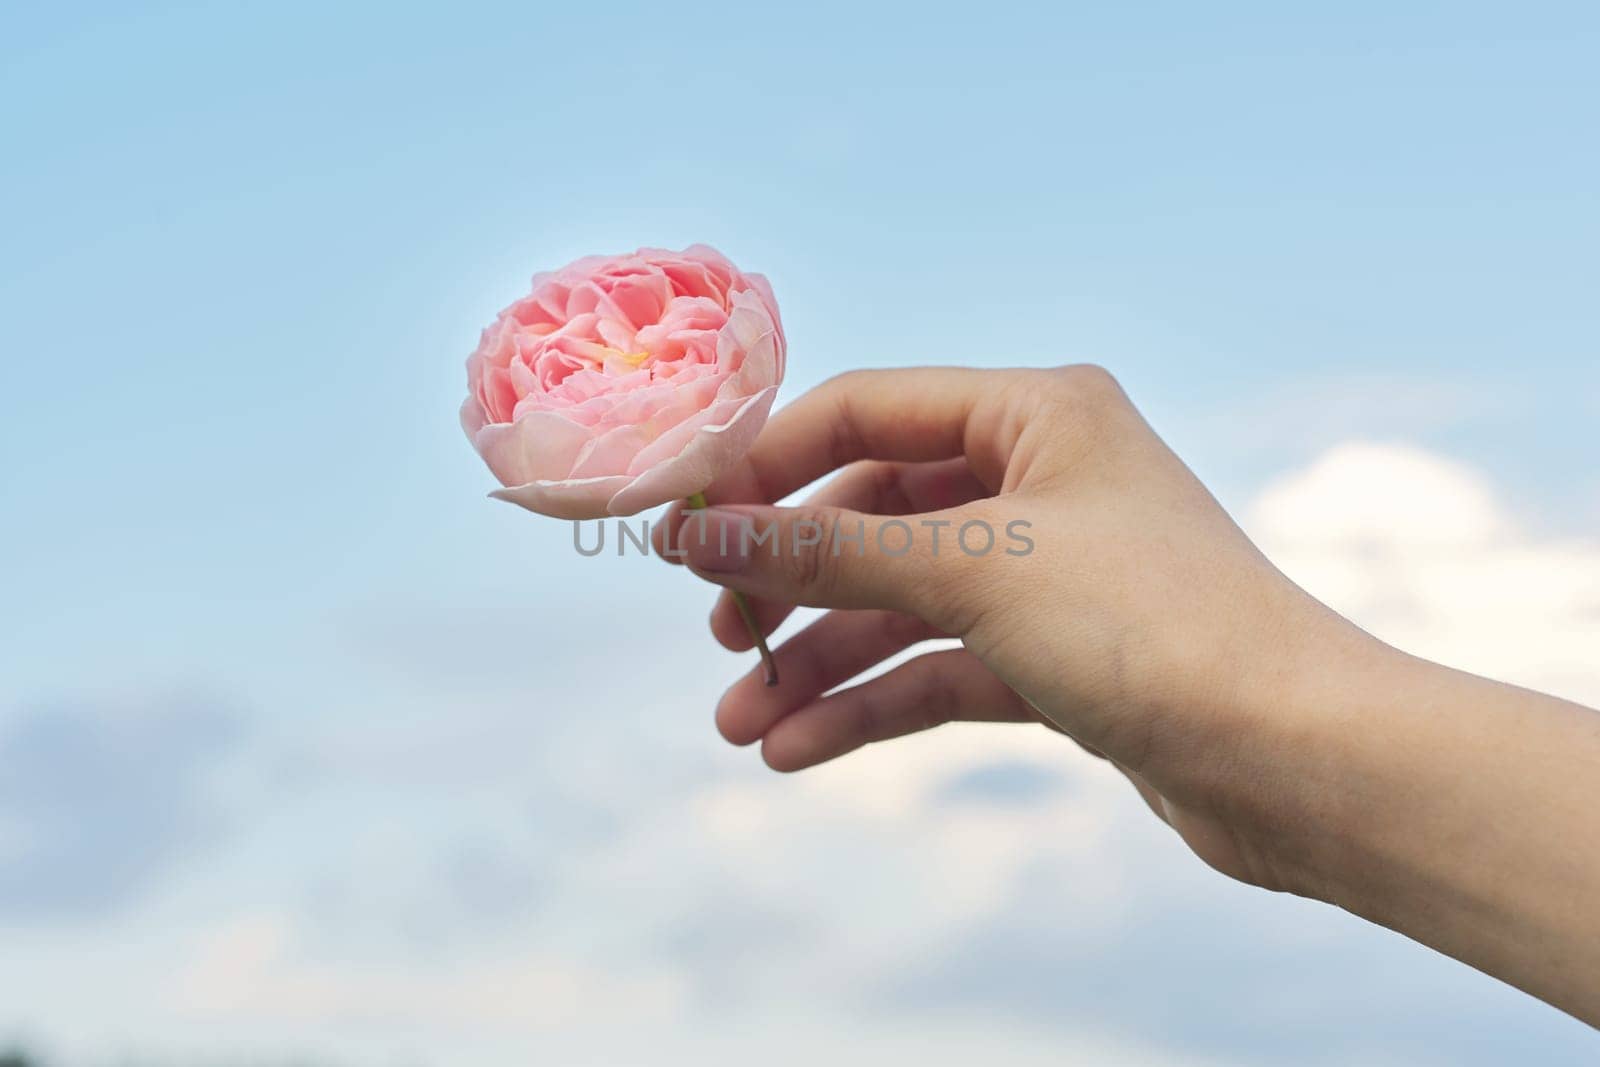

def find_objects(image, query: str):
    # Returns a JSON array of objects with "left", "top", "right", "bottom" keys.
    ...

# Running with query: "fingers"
[
  {"left": 760, "top": 648, "right": 1032, "bottom": 772},
  {"left": 718, "top": 616, "right": 1181, "bottom": 838},
  {"left": 654, "top": 456, "right": 985, "bottom": 565},
  {"left": 680, "top": 501, "right": 980, "bottom": 626},
  {"left": 707, "top": 368, "right": 1013, "bottom": 508},
  {"left": 716, "top": 363, "right": 1127, "bottom": 505},
  {"left": 708, "top": 458, "right": 989, "bottom": 649},
  {"left": 716, "top": 609, "right": 945, "bottom": 746}
]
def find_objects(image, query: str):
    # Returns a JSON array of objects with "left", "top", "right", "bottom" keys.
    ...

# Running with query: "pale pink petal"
[
  {"left": 715, "top": 328, "right": 781, "bottom": 401},
  {"left": 603, "top": 386, "right": 778, "bottom": 515},
  {"left": 568, "top": 422, "right": 652, "bottom": 478},
  {"left": 459, "top": 393, "right": 489, "bottom": 438},
  {"left": 676, "top": 244, "right": 739, "bottom": 289},
  {"left": 715, "top": 290, "right": 776, "bottom": 372},
  {"left": 595, "top": 317, "right": 636, "bottom": 352},
  {"left": 603, "top": 272, "right": 673, "bottom": 329},
  {"left": 623, "top": 394, "right": 746, "bottom": 476},
  {"left": 660, "top": 260, "right": 722, "bottom": 302},
  {"left": 489, "top": 475, "right": 632, "bottom": 520},
  {"left": 742, "top": 272, "right": 784, "bottom": 339},
  {"left": 470, "top": 407, "right": 593, "bottom": 487},
  {"left": 478, "top": 365, "right": 519, "bottom": 424}
]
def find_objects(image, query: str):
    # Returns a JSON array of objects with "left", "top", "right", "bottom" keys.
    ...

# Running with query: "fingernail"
[
  {"left": 656, "top": 503, "right": 697, "bottom": 561},
  {"left": 683, "top": 508, "right": 753, "bottom": 574}
]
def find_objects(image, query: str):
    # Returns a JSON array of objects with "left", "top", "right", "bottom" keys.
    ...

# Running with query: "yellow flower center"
[{"left": 596, "top": 347, "right": 651, "bottom": 371}]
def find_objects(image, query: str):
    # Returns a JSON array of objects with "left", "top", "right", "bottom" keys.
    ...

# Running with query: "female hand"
[{"left": 656, "top": 365, "right": 1600, "bottom": 1027}]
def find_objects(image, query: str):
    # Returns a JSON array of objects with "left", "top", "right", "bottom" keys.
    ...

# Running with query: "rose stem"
[{"left": 685, "top": 491, "right": 779, "bottom": 686}]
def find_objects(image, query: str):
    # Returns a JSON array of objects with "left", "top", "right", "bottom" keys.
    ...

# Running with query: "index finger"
[{"left": 705, "top": 366, "right": 1021, "bottom": 507}]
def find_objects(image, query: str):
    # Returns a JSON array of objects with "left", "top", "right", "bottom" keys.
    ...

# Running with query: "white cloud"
[
  {"left": 1250, "top": 441, "right": 1506, "bottom": 548},
  {"left": 1250, "top": 441, "right": 1600, "bottom": 707},
  {"left": 171, "top": 912, "right": 689, "bottom": 1032}
]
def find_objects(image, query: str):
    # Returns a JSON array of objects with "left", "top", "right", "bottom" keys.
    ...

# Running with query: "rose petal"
[
  {"left": 489, "top": 475, "right": 633, "bottom": 520},
  {"left": 603, "top": 272, "right": 673, "bottom": 329},
  {"left": 594, "top": 317, "right": 637, "bottom": 352},
  {"left": 620, "top": 394, "right": 742, "bottom": 477},
  {"left": 568, "top": 422, "right": 653, "bottom": 479},
  {"left": 715, "top": 290, "right": 776, "bottom": 372},
  {"left": 603, "top": 386, "right": 778, "bottom": 516},
  {"left": 676, "top": 244, "right": 739, "bottom": 290},
  {"left": 742, "top": 272, "right": 784, "bottom": 339},
  {"left": 459, "top": 393, "right": 489, "bottom": 438},
  {"left": 716, "top": 328, "right": 780, "bottom": 401},
  {"left": 471, "top": 407, "right": 593, "bottom": 487}
]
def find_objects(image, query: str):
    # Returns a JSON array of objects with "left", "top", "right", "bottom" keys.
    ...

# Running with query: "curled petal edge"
[
  {"left": 489, "top": 385, "right": 779, "bottom": 520},
  {"left": 466, "top": 397, "right": 594, "bottom": 488}
]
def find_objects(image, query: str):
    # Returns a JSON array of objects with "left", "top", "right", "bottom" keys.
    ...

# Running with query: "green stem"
[{"left": 685, "top": 491, "right": 779, "bottom": 686}]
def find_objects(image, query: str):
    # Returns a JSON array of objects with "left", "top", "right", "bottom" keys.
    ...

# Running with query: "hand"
[
  {"left": 657, "top": 365, "right": 1600, "bottom": 1026},
  {"left": 656, "top": 364, "right": 1347, "bottom": 890}
]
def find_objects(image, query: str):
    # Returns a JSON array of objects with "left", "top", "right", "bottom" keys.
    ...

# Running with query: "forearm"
[{"left": 1224, "top": 620, "right": 1600, "bottom": 1024}]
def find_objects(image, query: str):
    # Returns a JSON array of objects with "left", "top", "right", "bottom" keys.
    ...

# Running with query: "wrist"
[
  {"left": 1170, "top": 595, "right": 1401, "bottom": 901},
  {"left": 1190, "top": 612, "right": 1600, "bottom": 1022}
]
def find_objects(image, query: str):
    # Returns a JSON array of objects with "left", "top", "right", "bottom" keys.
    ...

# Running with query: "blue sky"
[{"left": 2, "top": 3, "right": 1598, "bottom": 1064}]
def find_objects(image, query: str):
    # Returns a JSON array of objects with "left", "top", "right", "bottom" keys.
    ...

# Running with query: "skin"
[{"left": 653, "top": 365, "right": 1600, "bottom": 1028}]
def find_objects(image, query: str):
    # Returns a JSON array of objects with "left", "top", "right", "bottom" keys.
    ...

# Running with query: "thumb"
[{"left": 677, "top": 504, "right": 975, "bottom": 626}]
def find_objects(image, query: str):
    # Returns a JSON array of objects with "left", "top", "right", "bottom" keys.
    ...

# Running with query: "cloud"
[
  {"left": 171, "top": 912, "right": 688, "bottom": 1034},
  {"left": 0, "top": 696, "right": 241, "bottom": 918},
  {"left": 1249, "top": 441, "right": 1600, "bottom": 707}
]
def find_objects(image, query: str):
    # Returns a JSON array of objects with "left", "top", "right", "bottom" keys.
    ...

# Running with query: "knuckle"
[
  {"left": 991, "top": 366, "right": 1127, "bottom": 462},
  {"left": 852, "top": 690, "right": 884, "bottom": 743},
  {"left": 911, "top": 505, "right": 1020, "bottom": 636},
  {"left": 781, "top": 506, "right": 836, "bottom": 596},
  {"left": 810, "top": 372, "right": 874, "bottom": 471},
  {"left": 1052, "top": 362, "right": 1121, "bottom": 399},
  {"left": 821, "top": 368, "right": 872, "bottom": 395},
  {"left": 1018, "top": 364, "right": 1130, "bottom": 463},
  {"left": 864, "top": 461, "right": 912, "bottom": 513},
  {"left": 824, "top": 401, "right": 866, "bottom": 472},
  {"left": 1037, "top": 363, "right": 1126, "bottom": 420}
]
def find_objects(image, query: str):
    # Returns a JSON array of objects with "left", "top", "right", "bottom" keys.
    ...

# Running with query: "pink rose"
[{"left": 460, "top": 244, "right": 785, "bottom": 519}]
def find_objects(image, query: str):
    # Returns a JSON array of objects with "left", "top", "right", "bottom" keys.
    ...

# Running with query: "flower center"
[{"left": 598, "top": 346, "right": 651, "bottom": 371}]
